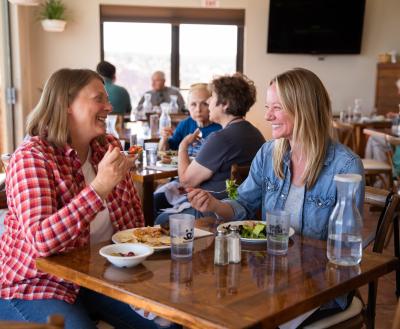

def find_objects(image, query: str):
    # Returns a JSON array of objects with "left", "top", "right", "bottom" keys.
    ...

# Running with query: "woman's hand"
[
  {"left": 91, "top": 146, "right": 135, "bottom": 199},
  {"left": 180, "top": 128, "right": 201, "bottom": 150},
  {"left": 160, "top": 127, "right": 173, "bottom": 140},
  {"left": 187, "top": 188, "right": 217, "bottom": 213}
]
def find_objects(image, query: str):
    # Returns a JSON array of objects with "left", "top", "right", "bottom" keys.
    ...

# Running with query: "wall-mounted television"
[{"left": 267, "top": 0, "right": 366, "bottom": 54}]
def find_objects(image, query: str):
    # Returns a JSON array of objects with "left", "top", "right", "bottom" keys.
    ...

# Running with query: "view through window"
[
  {"left": 103, "top": 22, "right": 238, "bottom": 108},
  {"left": 103, "top": 22, "right": 171, "bottom": 107},
  {"left": 179, "top": 24, "right": 237, "bottom": 89}
]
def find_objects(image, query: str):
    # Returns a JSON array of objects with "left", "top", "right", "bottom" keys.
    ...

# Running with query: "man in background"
[
  {"left": 96, "top": 61, "right": 132, "bottom": 115},
  {"left": 136, "top": 71, "right": 185, "bottom": 112}
]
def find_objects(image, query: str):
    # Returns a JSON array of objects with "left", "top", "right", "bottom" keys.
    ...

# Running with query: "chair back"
[
  {"left": 393, "top": 298, "right": 400, "bottom": 329},
  {"left": 364, "top": 186, "right": 400, "bottom": 253},
  {"left": 332, "top": 120, "right": 356, "bottom": 150},
  {"left": 230, "top": 163, "right": 251, "bottom": 185}
]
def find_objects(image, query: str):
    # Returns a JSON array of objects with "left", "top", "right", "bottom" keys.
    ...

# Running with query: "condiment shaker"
[
  {"left": 214, "top": 227, "right": 228, "bottom": 265},
  {"left": 228, "top": 225, "right": 241, "bottom": 264}
]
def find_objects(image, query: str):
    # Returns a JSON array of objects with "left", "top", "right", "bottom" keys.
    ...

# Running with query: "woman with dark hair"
[
  {"left": 155, "top": 73, "right": 265, "bottom": 224},
  {"left": 0, "top": 68, "right": 176, "bottom": 329}
]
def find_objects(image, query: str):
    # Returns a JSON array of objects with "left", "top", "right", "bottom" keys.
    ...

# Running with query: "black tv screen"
[{"left": 267, "top": 0, "right": 366, "bottom": 54}]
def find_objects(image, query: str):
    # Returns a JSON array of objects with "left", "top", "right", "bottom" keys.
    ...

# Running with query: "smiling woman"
[{"left": 0, "top": 69, "right": 176, "bottom": 328}]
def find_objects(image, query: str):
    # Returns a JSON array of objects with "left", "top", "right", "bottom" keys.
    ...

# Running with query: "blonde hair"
[
  {"left": 187, "top": 83, "right": 210, "bottom": 102},
  {"left": 26, "top": 68, "right": 103, "bottom": 147},
  {"left": 271, "top": 68, "right": 333, "bottom": 188}
]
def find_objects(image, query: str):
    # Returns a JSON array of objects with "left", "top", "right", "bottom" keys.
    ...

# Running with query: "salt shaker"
[
  {"left": 228, "top": 225, "right": 241, "bottom": 264},
  {"left": 214, "top": 227, "right": 228, "bottom": 265}
]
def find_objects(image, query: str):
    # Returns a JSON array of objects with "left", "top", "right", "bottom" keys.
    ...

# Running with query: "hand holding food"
[
  {"left": 181, "top": 128, "right": 201, "bottom": 149},
  {"left": 91, "top": 146, "right": 134, "bottom": 199},
  {"left": 187, "top": 188, "right": 217, "bottom": 213}
]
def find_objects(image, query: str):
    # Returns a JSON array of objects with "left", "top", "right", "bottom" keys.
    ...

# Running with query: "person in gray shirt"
[
  {"left": 136, "top": 71, "right": 185, "bottom": 112},
  {"left": 155, "top": 73, "right": 265, "bottom": 224}
]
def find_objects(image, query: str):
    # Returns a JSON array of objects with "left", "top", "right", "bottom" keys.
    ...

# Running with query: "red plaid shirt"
[{"left": 0, "top": 134, "right": 144, "bottom": 303}]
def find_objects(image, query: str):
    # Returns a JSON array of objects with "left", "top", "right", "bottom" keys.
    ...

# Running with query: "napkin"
[
  {"left": 155, "top": 180, "right": 187, "bottom": 206},
  {"left": 145, "top": 165, "right": 177, "bottom": 172}
]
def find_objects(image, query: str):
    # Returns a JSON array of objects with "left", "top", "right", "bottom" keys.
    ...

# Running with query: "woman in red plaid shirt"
[{"left": 0, "top": 69, "right": 176, "bottom": 328}]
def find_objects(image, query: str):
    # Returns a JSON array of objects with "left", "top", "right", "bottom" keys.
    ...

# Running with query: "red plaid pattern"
[{"left": 0, "top": 134, "right": 144, "bottom": 303}]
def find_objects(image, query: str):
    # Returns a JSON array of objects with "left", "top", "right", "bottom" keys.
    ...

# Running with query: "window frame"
[{"left": 99, "top": 5, "right": 244, "bottom": 87}]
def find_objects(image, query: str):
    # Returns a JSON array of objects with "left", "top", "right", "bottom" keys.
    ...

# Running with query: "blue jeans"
[{"left": 0, "top": 288, "right": 181, "bottom": 329}]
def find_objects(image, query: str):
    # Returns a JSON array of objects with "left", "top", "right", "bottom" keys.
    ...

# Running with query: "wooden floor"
[{"left": 360, "top": 206, "right": 398, "bottom": 329}]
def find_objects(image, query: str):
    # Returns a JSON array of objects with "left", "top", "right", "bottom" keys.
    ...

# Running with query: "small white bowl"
[{"left": 99, "top": 243, "right": 154, "bottom": 268}]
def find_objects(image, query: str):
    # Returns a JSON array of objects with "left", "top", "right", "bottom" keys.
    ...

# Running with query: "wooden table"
[
  {"left": 36, "top": 219, "right": 399, "bottom": 329},
  {"left": 131, "top": 165, "right": 178, "bottom": 226}
]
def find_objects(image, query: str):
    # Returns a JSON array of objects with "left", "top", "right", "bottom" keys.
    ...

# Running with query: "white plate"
[
  {"left": 156, "top": 160, "right": 177, "bottom": 168},
  {"left": 112, "top": 226, "right": 214, "bottom": 250},
  {"left": 217, "top": 220, "right": 295, "bottom": 243}
]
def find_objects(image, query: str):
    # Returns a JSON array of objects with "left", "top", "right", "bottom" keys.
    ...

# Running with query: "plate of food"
[
  {"left": 112, "top": 225, "right": 213, "bottom": 250},
  {"left": 217, "top": 220, "right": 295, "bottom": 243}
]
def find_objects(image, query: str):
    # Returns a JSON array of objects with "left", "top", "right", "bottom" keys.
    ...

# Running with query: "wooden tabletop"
[{"left": 36, "top": 219, "right": 399, "bottom": 329}]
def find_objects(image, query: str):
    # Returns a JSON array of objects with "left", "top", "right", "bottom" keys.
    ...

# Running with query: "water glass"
[
  {"left": 169, "top": 214, "right": 195, "bottom": 260},
  {"left": 145, "top": 149, "right": 157, "bottom": 166},
  {"left": 145, "top": 143, "right": 158, "bottom": 166},
  {"left": 266, "top": 210, "right": 290, "bottom": 255}
]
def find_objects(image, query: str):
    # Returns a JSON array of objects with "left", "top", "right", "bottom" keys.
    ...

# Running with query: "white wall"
[{"left": 17, "top": 0, "right": 400, "bottom": 141}]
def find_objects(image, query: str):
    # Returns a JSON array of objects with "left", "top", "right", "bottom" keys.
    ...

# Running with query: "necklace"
[{"left": 225, "top": 116, "right": 243, "bottom": 128}]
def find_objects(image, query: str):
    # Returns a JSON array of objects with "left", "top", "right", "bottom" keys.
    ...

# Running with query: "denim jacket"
[{"left": 225, "top": 140, "right": 365, "bottom": 241}]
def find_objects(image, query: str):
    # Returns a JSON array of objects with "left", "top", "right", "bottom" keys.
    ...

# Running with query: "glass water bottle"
[{"left": 327, "top": 174, "right": 363, "bottom": 266}]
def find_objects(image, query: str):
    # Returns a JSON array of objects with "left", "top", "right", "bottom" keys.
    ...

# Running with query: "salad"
[
  {"left": 224, "top": 221, "right": 267, "bottom": 239},
  {"left": 225, "top": 179, "right": 239, "bottom": 200}
]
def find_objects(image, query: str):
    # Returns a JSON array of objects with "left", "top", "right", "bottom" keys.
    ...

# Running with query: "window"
[
  {"left": 100, "top": 5, "right": 244, "bottom": 108},
  {"left": 179, "top": 24, "right": 238, "bottom": 89},
  {"left": 103, "top": 22, "right": 171, "bottom": 106}
]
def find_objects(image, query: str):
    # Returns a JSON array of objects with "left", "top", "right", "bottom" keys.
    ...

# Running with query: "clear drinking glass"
[
  {"left": 169, "top": 214, "right": 195, "bottom": 260},
  {"left": 266, "top": 210, "right": 290, "bottom": 255},
  {"left": 144, "top": 143, "right": 158, "bottom": 166}
]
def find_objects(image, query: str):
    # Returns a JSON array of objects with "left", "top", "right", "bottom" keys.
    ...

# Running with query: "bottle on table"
[
  {"left": 169, "top": 95, "right": 179, "bottom": 114},
  {"left": 352, "top": 99, "right": 363, "bottom": 122},
  {"left": 159, "top": 103, "right": 172, "bottom": 136},
  {"left": 327, "top": 174, "right": 363, "bottom": 266}
]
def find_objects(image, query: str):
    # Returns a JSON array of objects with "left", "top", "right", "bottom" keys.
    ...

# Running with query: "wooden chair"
[
  {"left": 304, "top": 186, "right": 400, "bottom": 329},
  {"left": 332, "top": 120, "right": 356, "bottom": 151},
  {"left": 0, "top": 314, "right": 64, "bottom": 329},
  {"left": 333, "top": 122, "right": 392, "bottom": 189},
  {"left": 0, "top": 190, "right": 6, "bottom": 209},
  {"left": 392, "top": 298, "right": 400, "bottom": 329},
  {"left": 230, "top": 163, "right": 251, "bottom": 185}
]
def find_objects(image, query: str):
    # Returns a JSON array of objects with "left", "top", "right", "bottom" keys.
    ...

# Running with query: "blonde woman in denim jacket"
[{"left": 188, "top": 68, "right": 364, "bottom": 327}]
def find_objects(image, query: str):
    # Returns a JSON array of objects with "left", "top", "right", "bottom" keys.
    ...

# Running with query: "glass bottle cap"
[{"left": 334, "top": 173, "right": 362, "bottom": 183}]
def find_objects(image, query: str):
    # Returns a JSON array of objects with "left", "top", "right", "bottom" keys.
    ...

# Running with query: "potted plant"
[
  {"left": 8, "top": 0, "right": 40, "bottom": 5},
  {"left": 39, "top": 0, "right": 67, "bottom": 32}
]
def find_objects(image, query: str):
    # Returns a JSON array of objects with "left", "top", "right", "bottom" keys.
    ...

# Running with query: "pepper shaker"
[{"left": 228, "top": 225, "right": 241, "bottom": 264}]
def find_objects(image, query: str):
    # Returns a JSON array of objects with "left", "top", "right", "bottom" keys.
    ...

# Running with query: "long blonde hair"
[
  {"left": 26, "top": 68, "right": 103, "bottom": 147},
  {"left": 271, "top": 68, "right": 333, "bottom": 187}
]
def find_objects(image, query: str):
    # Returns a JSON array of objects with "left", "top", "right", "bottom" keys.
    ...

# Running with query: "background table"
[{"left": 130, "top": 166, "right": 178, "bottom": 226}]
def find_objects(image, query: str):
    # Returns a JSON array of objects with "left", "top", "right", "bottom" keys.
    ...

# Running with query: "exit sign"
[{"left": 201, "top": 0, "right": 220, "bottom": 8}]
